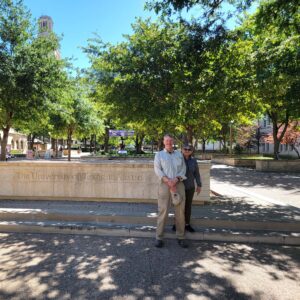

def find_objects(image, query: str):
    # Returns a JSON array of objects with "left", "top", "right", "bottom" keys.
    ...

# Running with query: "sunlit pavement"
[
  {"left": 211, "top": 164, "right": 300, "bottom": 209},
  {"left": 0, "top": 233, "right": 299, "bottom": 300}
]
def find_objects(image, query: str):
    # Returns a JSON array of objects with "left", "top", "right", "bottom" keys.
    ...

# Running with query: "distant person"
[
  {"left": 154, "top": 134, "right": 188, "bottom": 248},
  {"left": 182, "top": 144, "right": 201, "bottom": 232},
  {"left": 5, "top": 151, "right": 10, "bottom": 161}
]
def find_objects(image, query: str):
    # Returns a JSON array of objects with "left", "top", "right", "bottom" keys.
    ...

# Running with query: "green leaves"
[{"left": 0, "top": 0, "right": 68, "bottom": 159}]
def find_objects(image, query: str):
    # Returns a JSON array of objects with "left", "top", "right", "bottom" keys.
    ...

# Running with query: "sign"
[{"left": 109, "top": 130, "right": 134, "bottom": 137}]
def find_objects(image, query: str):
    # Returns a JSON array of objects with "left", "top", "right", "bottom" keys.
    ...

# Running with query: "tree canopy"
[{"left": 0, "top": 0, "right": 67, "bottom": 160}]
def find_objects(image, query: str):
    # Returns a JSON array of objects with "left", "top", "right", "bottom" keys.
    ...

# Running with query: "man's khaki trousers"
[{"left": 156, "top": 181, "right": 186, "bottom": 240}]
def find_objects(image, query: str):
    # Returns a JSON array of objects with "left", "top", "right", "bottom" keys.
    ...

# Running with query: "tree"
[
  {"left": 235, "top": 123, "right": 258, "bottom": 153},
  {"left": 263, "top": 121, "right": 300, "bottom": 159},
  {"left": 281, "top": 122, "right": 300, "bottom": 159},
  {"left": 84, "top": 20, "right": 179, "bottom": 143},
  {"left": 49, "top": 77, "right": 103, "bottom": 161},
  {"left": 147, "top": 0, "right": 254, "bottom": 13},
  {"left": 0, "top": 0, "right": 66, "bottom": 160},
  {"left": 238, "top": 1, "right": 300, "bottom": 159}
]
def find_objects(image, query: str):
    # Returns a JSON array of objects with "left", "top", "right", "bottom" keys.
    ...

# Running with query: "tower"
[
  {"left": 38, "top": 15, "right": 53, "bottom": 36},
  {"left": 38, "top": 15, "right": 60, "bottom": 59}
]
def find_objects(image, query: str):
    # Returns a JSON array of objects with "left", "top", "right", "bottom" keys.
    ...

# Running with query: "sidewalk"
[
  {"left": 0, "top": 195, "right": 299, "bottom": 245},
  {"left": 0, "top": 163, "right": 299, "bottom": 299},
  {"left": 1, "top": 232, "right": 299, "bottom": 300},
  {"left": 210, "top": 164, "right": 300, "bottom": 208}
]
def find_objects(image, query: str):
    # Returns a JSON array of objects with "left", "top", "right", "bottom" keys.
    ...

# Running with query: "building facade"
[
  {"left": 0, "top": 128, "right": 28, "bottom": 154},
  {"left": 259, "top": 116, "right": 300, "bottom": 158}
]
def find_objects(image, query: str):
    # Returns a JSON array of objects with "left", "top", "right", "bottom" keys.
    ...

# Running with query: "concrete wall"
[
  {"left": 256, "top": 160, "right": 300, "bottom": 172},
  {"left": 0, "top": 160, "right": 210, "bottom": 203},
  {"left": 212, "top": 157, "right": 256, "bottom": 168}
]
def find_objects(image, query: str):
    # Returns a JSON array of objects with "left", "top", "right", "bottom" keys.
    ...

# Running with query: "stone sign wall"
[{"left": 0, "top": 160, "right": 210, "bottom": 203}]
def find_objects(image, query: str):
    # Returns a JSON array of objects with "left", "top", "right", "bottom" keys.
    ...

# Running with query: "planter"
[
  {"left": 212, "top": 157, "right": 256, "bottom": 168},
  {"left": 256, "top": 160, "right": 300, "bottom": 172},
  {"left": 0, "top": 160, "right": 210, "bottom": 203}
]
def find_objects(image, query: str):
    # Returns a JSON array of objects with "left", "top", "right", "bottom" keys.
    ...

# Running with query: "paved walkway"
[
  {"left": 0, "top": 198, "right": 299, "bottom": 223},
  {"left": 210, "top": 164, "right": 300, "bottom": 208},
  {"left": 0, "top": 162, "right": 299, "bottom": 299},
  {"left": 0, "top": 233, "right": 299, "bottom": 300}
]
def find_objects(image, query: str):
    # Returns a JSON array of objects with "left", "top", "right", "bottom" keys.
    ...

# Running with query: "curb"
[
  {"left": 0, "top": 221, "right": 299, "bottom": 246},
  {"left": 1, "top": 210, "right": 299, "bottom": 232}
]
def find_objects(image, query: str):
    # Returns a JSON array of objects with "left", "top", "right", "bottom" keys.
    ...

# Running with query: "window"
[
  {"left": 285, "top": 144, "right": 288, "bottom": 151},
  {"left": 20, "top": 141, "right": 24, "bottom": 149},
  {"left": 266, "top": 143, "right": 269, "bottom": 151},
  {"left": 16, "top": 140, "right": 19, "bottom": 149},
  {"left": 11, "top": 140, "right": 14, "bottom": 149}
]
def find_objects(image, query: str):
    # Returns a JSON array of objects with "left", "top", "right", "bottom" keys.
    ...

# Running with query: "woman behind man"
[{"left": 181, "top": 144, "right": 202, "bottom": 232}]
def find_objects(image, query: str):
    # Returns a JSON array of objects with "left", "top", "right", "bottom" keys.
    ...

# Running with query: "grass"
[
  {"left": 238, "top": 156, "right": 273, "bottom": 160},
  {"left": 228, "top": 155, "right": 298, "bottom": 160},
  {"left": 10, "top": 149, "right": 24, "bottom": 155},
  {"left": 93, "top": 151, "right": 155, "bottom": 158}
]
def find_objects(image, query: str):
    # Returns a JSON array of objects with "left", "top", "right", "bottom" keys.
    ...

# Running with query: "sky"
[
  {"left": 23, "top": 0, "right": 257, "bottom": 70},
  {"left": 23, "top": 0, "right": 157, "bottom": 70}
]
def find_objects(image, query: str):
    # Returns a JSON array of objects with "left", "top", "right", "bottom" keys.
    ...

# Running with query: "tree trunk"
[
  {"left": 151, "top": 139, "right": 154, "bottom": 153},
  {"left": 270, "top": 111, "right": 289, "bottom": 160},
  {"left": 193, "top": 138, "right": 198, "bottom": 150},
  {"left": 89, "top": 135, "right": 93, "bottom": 153},
  {"left": 27, "top": 134, "right": 36, "bottom": 150},
  {"left": 291, "top": 144, "right": 300, "bottom": 159},
  {"left": 158, "top": 137, "right": 163, "bottom": 151},
  {"left": 186, "top": 125, "right": 193, "bottom": 144},
  {"left": 55, "top": 139, "right": 58, "bottom": 158},
  {"left": 221, "top": 136, "right": 227, "bottom": 153},
  {"left": 104, "top": 127, "right": 109, "bottom": 153},
  {"left": 51, "top": 138, "right": 56, "bottom": 150},
  {"left": 0, "top": 126, "right": 10, "bottom": 161},
  {"left": 67, "top": 128, "right": 72, "bottom": 162},
  {"left": 202, "top": 138, "right": 206, "bottom": 153},
  {"left": 135, "top": 134, "right": 145, "bottom": 154}
]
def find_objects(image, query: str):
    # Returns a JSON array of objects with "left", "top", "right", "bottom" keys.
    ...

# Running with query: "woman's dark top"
[{"left": 183, "top": 156, "right": 202, "bottom": 190}]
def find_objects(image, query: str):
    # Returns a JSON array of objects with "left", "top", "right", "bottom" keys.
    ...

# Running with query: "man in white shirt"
[{"left": 154, "top": 134, "right": 188, "bottom": 248}]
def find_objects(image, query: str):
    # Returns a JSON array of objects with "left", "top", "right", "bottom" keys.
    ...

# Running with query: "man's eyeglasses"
[{"left": 183, "top": 148, "right": 192, "bottom": 151}]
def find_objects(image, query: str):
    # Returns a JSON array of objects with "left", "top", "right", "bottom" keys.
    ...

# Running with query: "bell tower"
[
  {"left": 38, "top": 15, "right": 60, "bottom": 59},
  {"left": 38, "top": 15, "right": 53, "bottom": 36}
]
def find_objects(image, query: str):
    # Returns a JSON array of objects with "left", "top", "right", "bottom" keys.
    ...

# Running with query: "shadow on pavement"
[
  {"left": 192, "top": 197, "right": 300, "bottom": 222},
  {"left": 0, "top": 233, "right": 299, "bottom": 300},
  {"left": 211, "top": 164, "right": 300, "bottom": 191}
]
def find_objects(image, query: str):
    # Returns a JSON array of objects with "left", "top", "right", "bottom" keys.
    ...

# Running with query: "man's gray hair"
[{"left": 163, "top": 134, "right": 173, "bottom": 139}]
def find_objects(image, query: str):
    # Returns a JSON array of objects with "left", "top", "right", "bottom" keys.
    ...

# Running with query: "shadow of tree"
[
  {"left": 0, "top": 233, "right": 299, "bottom": 300},
  {"left": 211, "top": 164, "right": 300, "bottom": 191},
  {"left": 191, "top": 197, "right": 300, "bottom": 222}
]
